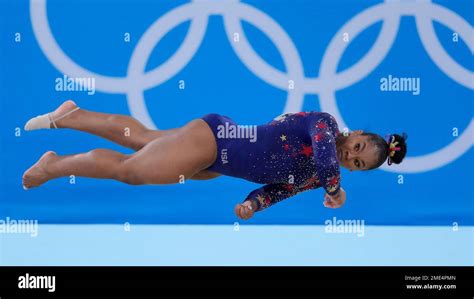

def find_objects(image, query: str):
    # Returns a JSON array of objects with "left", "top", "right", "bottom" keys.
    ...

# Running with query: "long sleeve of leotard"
[
  {"left": 243, "top": 178, "right": 321, "bottom": 212},
  {"left": 310, "top": 118, "right": 341, "bottom": 196}
]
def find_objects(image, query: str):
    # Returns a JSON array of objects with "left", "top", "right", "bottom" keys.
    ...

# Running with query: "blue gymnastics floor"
[{"left": 1, "top": 225, "right": 472, "bottom": 266}]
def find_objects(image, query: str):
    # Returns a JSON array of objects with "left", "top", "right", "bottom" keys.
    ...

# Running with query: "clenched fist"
[
  {"left": 323, "top": 187, "right": 346, "bottom": 208},
  {"left": 234, "top": 200, "right": 256, "bottom": 220}
]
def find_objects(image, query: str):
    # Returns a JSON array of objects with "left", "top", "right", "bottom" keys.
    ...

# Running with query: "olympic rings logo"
[{"left": 30, "top": 0, "right": 473, "bottom": 173}]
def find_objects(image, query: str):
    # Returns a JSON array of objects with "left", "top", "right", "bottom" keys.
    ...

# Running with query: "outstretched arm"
[{"left": 235, "top": 180, "right": 320, "bottom": 220}]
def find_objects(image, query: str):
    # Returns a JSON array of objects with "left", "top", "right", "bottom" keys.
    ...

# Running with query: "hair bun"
[{"left": 386, "top": 133, "right": 407, "bottom": 165}]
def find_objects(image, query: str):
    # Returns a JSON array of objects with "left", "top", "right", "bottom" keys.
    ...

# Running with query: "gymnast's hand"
[
  {"left": 323, "top": 187, "right": 346, "bottom": 209},
  {"left": 234, "top": 200, "right": 256, "bottom": 220}
]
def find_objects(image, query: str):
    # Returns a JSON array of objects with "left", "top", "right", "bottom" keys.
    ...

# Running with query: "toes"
[
  {"left": 22, "top": 174, "right": 32, "bottom": 189},
  {"left": 21, "top": 152, "right": 55, "bottom": 190}
]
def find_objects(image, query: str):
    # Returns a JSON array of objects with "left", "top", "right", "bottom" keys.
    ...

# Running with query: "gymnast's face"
[{"left": 335, "top": 130, "right": 380, "bottom": 171}]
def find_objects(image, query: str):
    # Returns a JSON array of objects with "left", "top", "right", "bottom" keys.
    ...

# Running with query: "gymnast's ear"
[{"left": 351, "top": 130, "right": 363, "bottom": 136}]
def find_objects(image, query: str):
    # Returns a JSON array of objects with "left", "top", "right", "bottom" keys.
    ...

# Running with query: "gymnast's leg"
[
  {"left": 28, "top": 100, "right": 179, "bottom": 151},
  {"left": 22, "top": 119, "right": 218, "bottom": 189}
]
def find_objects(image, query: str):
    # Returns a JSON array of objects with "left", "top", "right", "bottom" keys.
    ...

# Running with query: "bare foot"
[
  {"left": 49, "top": 99, "right": 78, "bottom": 128},
  {"left": 22, "top": 151, "right": 57, "bottom": 190}
]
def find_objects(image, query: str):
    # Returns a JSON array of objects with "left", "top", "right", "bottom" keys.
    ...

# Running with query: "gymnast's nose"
[{"left": 345, "top": 150, "right": 355, "bottom": 161}]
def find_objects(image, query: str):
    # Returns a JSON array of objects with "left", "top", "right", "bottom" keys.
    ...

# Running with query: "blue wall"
[{"left": 0, "top": 0, "right": 472, "bottom": 225}]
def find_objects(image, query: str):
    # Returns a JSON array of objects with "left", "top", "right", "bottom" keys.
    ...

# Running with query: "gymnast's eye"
[
  {"left": 355, "top": 143, "right": 360, "bottom": 151},
  {"left": 354, "top": 159, "right": 361, "bottom": 168}
]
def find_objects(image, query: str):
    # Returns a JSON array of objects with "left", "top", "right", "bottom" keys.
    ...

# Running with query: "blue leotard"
[{"left": 201, "top": 111, "right": 341, "bottom": 212}]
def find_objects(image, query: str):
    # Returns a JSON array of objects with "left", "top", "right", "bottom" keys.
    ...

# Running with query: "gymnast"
[{"left": 22, "top": 100, "right": 407, "bottom": 220}]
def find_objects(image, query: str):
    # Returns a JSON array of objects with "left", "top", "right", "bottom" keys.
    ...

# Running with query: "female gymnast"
[{"left": 22, "top": 100, "right": 407, "bottom": 220}]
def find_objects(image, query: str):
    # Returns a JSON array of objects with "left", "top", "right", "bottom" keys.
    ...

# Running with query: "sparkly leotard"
[{"left": 201, "top": 111, "right": 341, "bottom": 212}]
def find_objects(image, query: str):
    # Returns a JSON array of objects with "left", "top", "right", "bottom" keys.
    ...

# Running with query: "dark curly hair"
[{"left": 362, "top": 133, "right": 407, "bottom": 169}]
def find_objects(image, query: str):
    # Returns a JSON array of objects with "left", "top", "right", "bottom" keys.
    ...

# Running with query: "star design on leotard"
[
  {"left": 300, "top": 144, "right": 313, "bottom": 158},
  {"left": 280, "top": 134, "right": 287, "bottom": 141},
  {"left": 325, "top": 175, "right": 340, "bottom": 193},
  {"left": 256, "top": 194, "right": 265, "bottom": 205},
  {"left": 300, "top": 176, "right": 320, "bottom": 190},
  {"left": 314, "top": 132, "right": 323, "bottom": 141},
  {"left": 316, "top": 122, "right": 327, "bottom": 129},
  {"left": 329, "top": 175, "right": 339, "bottom": 186},
  {"left": 295, "top": 112, "right": 308, "bottom": 117},
  {"left": 283, "top": 184, "right": 294, "bottom": 192}
]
